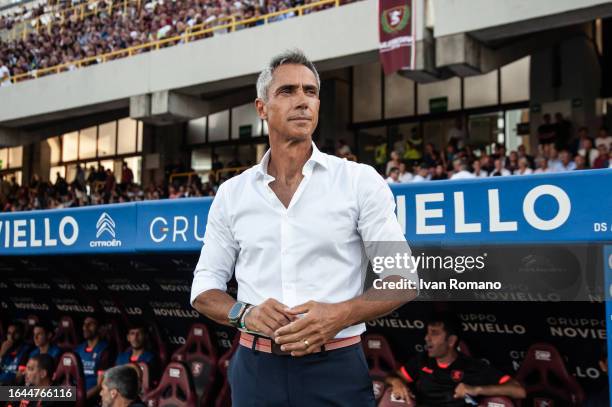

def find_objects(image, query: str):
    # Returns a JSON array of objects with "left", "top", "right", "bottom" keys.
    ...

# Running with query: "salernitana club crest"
[{"left": 381, "top": 5, "right": 410, "bottom": 34}]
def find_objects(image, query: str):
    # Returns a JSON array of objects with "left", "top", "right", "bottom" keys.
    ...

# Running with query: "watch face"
[{"left": 228, "top": 302, "right": 244, "bottom": 321}]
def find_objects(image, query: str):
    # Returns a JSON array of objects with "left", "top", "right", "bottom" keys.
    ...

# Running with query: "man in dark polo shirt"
[
  {"left": 386, "top": 314, "right": 526, "bottom": 406},
  {"left": 0, "top": 321, "right": 30, "bottom": 385}
]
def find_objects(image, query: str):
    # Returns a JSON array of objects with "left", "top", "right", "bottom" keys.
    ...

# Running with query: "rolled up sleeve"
[
  {"left": 190, "top": 183, "right": 240, "bottom": 306},
  {"left": 356, "top": 164, "right": 418, "bottom": 285}
]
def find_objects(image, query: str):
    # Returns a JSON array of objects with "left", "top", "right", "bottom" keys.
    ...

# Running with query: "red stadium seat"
[
  {"left": 53, "top": 315, "right": 79, "bottom": 351},
  {"left": 135, "top": 362, "right": 152, "bottom": 396},
  {"left": 148, "top": 322, "right": 169, "bottom": 368},
  {"left": 515, "top": 343, "right": 584, "bottom": 406},
  {"left": 215, "top": 335, "right": 240, "bottom": 407},
  {"left": 478, "top": 396, "right": 515, "bottom": 406},
  {"left": 171, "top": 323, "right": 218, "bottom": 406},
  {"left": 377, "top": 387, "right": 416, "bottom": 407},
  {"left": 52, "top": 352, "right": 86, "bottom": 407},
  {"left": 25, "top": 314, "right": 39, "bottom": 344},
  {"left": 362, "top": 334, "right": 398, "bottom": 401},
  {"left": 144, "top": 362, "right": 198, "bottom": 407}
]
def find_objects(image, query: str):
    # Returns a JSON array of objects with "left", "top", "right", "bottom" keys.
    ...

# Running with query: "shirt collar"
[{"left": 256, "top": 141, "right": 328, "bottom": 179}]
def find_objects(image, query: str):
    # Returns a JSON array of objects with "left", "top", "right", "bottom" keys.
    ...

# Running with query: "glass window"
[
  {"left": 8, "top": 146, "right": 22, "bottom": 168},
  {"left": 356, "top": 127, "right": 386, "bottom": 169},
  {"left": 62, "top": 131, "right": 78, "bottom": 162},
  {"left": 501, "top": 56, "right": 530, "bottom": 104},
  {"left": 208, "top": 110, "right": 230, "bottom": 142},
  {"left": 468, "top": 112, "right": 503, "bottom": 148},
  {"left": 385, "top": 73, "right": 415, "bottom": 118},
  {"left": 113, "top": 160, "right": 123, "bottom": 180},
  {"left": 50, "top": 165, "right": 65, "bottom": 184},
  {"left": 191, "top": 148, "right": 211, "bottom": 172},
  {"left": 117, "top": 118, "right": 137, "bottom": 155},
  {"left": 11, "top": 171, "right": 22, "bottom": 186},
  {"left": 187, "top": 117, "right": 207, "bottom": 145},
  {"left": 98, "top": 121, "right": 117, "bottom": 157},
  {"left": 417, "top": 77, "right": 461, "bottom": 114},
  {"left": 422, "top": 118, "right": 456, "bottom": 150},
  {"left": 353, "top": 62, "right": 382, "bottom": 122},
  {"left": 464, "top": 70, "right": 498, "bottom": 109},
  {"left": 66, "top": 164, "right": 77, "bottom": 184},
  {"left": 99, "top": 159, "right": 114, "bottom": 174},
  {"left": 47, "top": 137, "right": 61, "bottom": 165},
  {"left": 79, "top": 126, "right": 97, "bottom": 159},
  {"left": 123, "top": 156, "right": 142, "bottom": 184},
  {"left": 231, "top": 103, "right": 261, "bottom": 139},
  {"left": 0, "top": 148, "right": 7, "bottom": 170}
]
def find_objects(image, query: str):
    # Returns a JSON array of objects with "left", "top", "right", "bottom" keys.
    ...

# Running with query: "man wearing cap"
[{"left": 190, "top": 49, "right": 418, "bottom": 407}]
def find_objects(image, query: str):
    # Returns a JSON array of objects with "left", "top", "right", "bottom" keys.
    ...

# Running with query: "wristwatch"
[{"left": 228, "top": 301, "right": 250, "bottom": 328}]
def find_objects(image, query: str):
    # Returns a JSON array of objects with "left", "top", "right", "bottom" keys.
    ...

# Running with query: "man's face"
[
  {"left": 33, "top": 327, "right": 49, "bottom": 348},
  {"left": 82, "top": 318, "right": 99, "bottom": 340},
  {"left": 6, "top": 325, "right": 22, "bottom": 343},
  {"left": 256, "top": 64, "right": 320, "bottom": 143},
  {"left": 127, "top": 328, "right": 145, "bottom": 350},
  {"left": 100, "top": 381, "right": 117, "bottom": 407},
  {"left": 424, "top": 323, "right": 455, "bottom": 359},
  {"left": 25, "top": 359, "right": 44, "bottom": 386}
]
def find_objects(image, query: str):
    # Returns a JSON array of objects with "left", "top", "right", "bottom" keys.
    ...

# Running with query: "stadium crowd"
[
  {"left": 0, "top": 116, "right": 610, "bottom": 212},
  {"left": 0, "top": 0, "right": 340, "bottom": 84}
]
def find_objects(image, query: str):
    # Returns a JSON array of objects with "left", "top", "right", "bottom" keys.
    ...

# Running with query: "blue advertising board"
[{"left": 0, "top": 169, "right": 609, "bottom": 255}]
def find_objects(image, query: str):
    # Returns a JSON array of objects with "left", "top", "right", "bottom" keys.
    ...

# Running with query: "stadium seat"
[
  {"left": 362, "top": 334, "right": 398, "bottom": 401},
  {"left": 100, "top": 318, "right": 127, "bottom": 354},
  {"left": 171, "top": 323, "right": 218, "bottom": 406},
  {"left": 478, "top": 396, "right": 515, "bottom": 406},
  {"left": 52, "top": 315, "right": 79, "bottom": 351},
  {"left": 144, "top": 361, "right": 198, "bottom": 407},
  {"left": 135, "top": 361, "right": 153, "bottom": 396},
  {"left": 377, "top": 387, "right": 416, "bottom": 407},
  {"left": 515, "top": 343, "right": 584, "bottom": 406},
  {"left": 215, "top": 335, "right": 240, "bottom": 407},
  {"left": 24, "top": 314, "right": 39, "bottom": 344},
  {"left": 52, "top": 352, "right": 86, "bottom": 407},
  {"left": 148, "top": 322, "right": 169, "bottom": 368}
]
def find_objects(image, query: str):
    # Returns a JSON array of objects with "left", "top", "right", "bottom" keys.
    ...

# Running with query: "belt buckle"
[{"left": 271, "top": 341, "right": 292, "bottom": 356}]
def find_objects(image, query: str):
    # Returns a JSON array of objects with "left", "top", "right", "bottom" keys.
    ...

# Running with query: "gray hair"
[
  {"left": 256, "top": 49, "right": 321, "bottom": 101},
  {"left": 103, "top": 365, "right": 140, "bottom": 400}
]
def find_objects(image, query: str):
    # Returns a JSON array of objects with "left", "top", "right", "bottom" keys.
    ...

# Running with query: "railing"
[
  {"left": 6, "top": 0, "right": 341, "bottom": 84},
  {"left": 168, "top": 166, "right": 251, "bottom": 185}
]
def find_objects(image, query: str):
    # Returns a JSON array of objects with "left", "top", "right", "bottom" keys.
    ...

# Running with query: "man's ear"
[
  {"left": 255, "top": 98, "right": 267, "bottom": 120},
  {"left": 448, "top": 334, "right": 459, "bottom": 349}
]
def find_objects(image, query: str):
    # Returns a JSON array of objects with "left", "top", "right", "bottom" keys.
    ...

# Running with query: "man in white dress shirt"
[{"left": 190, "top": 49, "right": 418, "bottom": 407}]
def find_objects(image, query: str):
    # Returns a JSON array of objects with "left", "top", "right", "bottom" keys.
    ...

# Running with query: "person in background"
[
  {"left": 534, "top": 157, "right": 549, "bottom": 174},
  {"left": 386, "top": 167, "right": 400, "bottom": 184},
  {"left": 450, "top": 160, "right": 475, "bottom": 180},
  {"left": 537, "top": 113, "right": 556, "bottom": 146},
  {"left": 0, "top": 321, "right": 30, "bottom": 385},
  {"left": 75, "top": 316, "right": 111, "bottom": 402},
  {"left": 553, "top": 112, "right": 572, "bottom": 151},
  {"left": 546, "top": 146, "right": 562, "bottom": 172},
  {"left": 398, "top": 162, "right": 413, "bottom": 183},
  {"left": 385, "top": 314, "right": 526, "bottom": 406},
  {"left": 431, "top": 164, "right": 448, "bottom": 181},
  {"left": 29, "top": 322, "right": 62, "bottom": 360},
  {"left": 517, "top": 145, "right": 534, "bottom": 168},
  {"left": 472, "top": 160, "right": 488, "bottom": 178},
  {"left": 490, "top": 159, "right": 511, "bottom": 176},
  {"left": 412, "top": 164, "right": 430, "bottom": 182},
  {"left": 7, "top": 354, "right": 60, "bottom": 407},
  {"left": 592, "top": 144, "right": 609, "bottom": 169},
  {"left": 115, "top": 323, "right": 158, "bottom": 381},
  {"left": 558, "top": 150, "right": 576, "bottom": 171},
  {"left": 574, "top": 154, "right": 587, "bottom": 170},
  {"left": 594, "top": 126, "right": 611, "bottom": 151},
  {"left": 386, "top": 151, "right": 402, "bottom": 178},
  {"left": 100, "top": 365, "right": 146, "bottom": 407},
  {"left": 578, "top": 136, "right": 598, "bottom": 168},
  {"left": 514, "top": 157, "right": 533, "bottom": 175}
]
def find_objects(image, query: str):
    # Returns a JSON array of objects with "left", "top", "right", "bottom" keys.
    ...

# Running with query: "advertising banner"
[{"left": 379, "top": 0, "right": 415, "bottom": 74}]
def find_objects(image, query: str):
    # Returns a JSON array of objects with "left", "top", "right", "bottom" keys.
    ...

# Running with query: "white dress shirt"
[{"left": 190, "top": 142, "right": 415, "bottom": 338}]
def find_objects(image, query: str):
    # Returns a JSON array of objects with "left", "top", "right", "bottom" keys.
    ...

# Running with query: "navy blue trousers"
[{"left": 228, "top": 343, "right": 376, "bottom": 407}]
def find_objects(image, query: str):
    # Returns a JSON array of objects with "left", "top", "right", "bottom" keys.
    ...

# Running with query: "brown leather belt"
[{"left": 239, "top": 332, "right": 361, "bottom": 355}]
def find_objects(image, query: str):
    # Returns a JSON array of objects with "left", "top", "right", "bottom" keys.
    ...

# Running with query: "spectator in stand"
[
  {"left": 447, "top": 117, "right": 465, "bottom": 149},
  {"left": 0, "top": 321, "right": 30, "bottom": 385},
  {"left": 593, "top": 144, "right": 609, "bottom": 169},
  {"left": 472, "top": 160, "right": 488, "bottom": 178},
  {"left": 422, "top": 143, "right": 441, "bottom": 168},
  {"left": 412, "top": 164, "right": 430, "bottom": 182},
  {"left": 450, "top": 159, "right": 475, "bottom": 180},
  {"left": 430, "top": 164, "right": 448, "bottom": 181},
  {"left": 595, "top": 126, "right": 611, "bottom": 151},
  {"left": 385, "top": 314, "right": 526, "bottom": 405},
  {"left": 558, "top": 150, "right": 576, "bottom": 171},
  {"left": 506, "top": 151, "right": 519, "bottom": 173},
  {"left": 578, "top": 136, "right": 598, "bottom": 168},
  {"left": 75, "top": 316, "right": 111, "bottom": 402},
  {"left": 121, "top": 162, "right": 134, "bottom": 186},
  {"left": 547, "top": 145, "right": 563, "bottom": 172},
  {"left": 386, "top": 151, "right": 402, "bottom": 177},
  {"left": 0, "top": 60, "right": 11, "bottom": 86},
  {"left": 490, "top": 159, "right": 511, "bottom": 176},
  {"left": 574, "top": 154, "right": 587, "bottom": 170},
  {"left": 514, "top": 157, "right": 533, "bottom": 175},
  {"left": 398, "top": 162, "right": 413, "bottom": 183},
  {"left": 386, "top": 167, "right": 400, "bottom": 184},
  {"left": 517, "top": 145, "right": 534, "bottom": 168},
  {"left": 100, "top": 365, "right": 146, "bottom": 407},
  {"left": 554, "top": 112, "right": 572, "bottom": 151},
  {"left": 211, "top": 153, "right": 223, "bottom": 171},
  {"left": 538, "top": 113, "right": 556, "bottom": 145}
]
